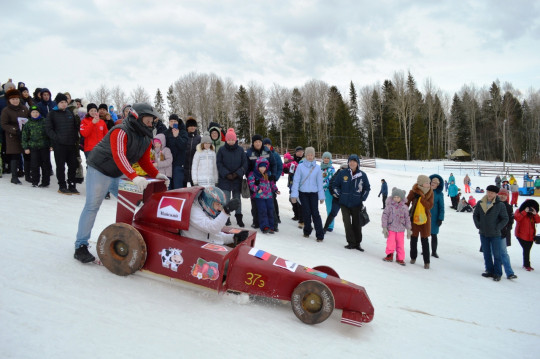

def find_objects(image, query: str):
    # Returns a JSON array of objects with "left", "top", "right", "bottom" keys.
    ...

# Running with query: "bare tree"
[
  {"left": 391, "top": 71, "right": 410, "bottom": 159},
  {"left": 111, "top": 85, "right": 130, "bottom": 113},
  {"left": 301, "top": 79, "right": 329, "bottom": 150},
  {"left": 85, "top": 84, "right": 111, "bottom": 106},
  {"left": 130, "top": 85, "right": 151, "bottom": 104},
  {"left": 267, "top": 83, "right": 291, "bottom": 150},
  {"left": 359, "top": 85, "right": 376, "bottom": 157}
]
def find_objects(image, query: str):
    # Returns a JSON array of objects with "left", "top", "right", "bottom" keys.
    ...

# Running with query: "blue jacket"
[
  {"left": 429, "top": 174, "right": 445, "bottom": 234},
  {"left": 332, "top": 155, "right": 371, "bottom": 208},
  {"left": 246, "top": 145, "right": 276, "bottom": 177},
  {"left": 448, "top": 182, "right": 459, "bottom": 197},
  {"left": 379, "top": 181, "right": 388, "bottom": 196},
  {"left": 290, "top": 159, "right": 324, "bottom": 200},
  {"left": 270, "top": 148, "right": 283, "bottom": 182}
]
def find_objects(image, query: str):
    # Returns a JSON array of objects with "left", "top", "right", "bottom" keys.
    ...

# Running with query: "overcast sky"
[{"left": 3, "top": 0, "right": 539, "bottom": 103}]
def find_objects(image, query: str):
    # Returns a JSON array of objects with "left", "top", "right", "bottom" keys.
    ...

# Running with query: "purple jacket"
[
  {"left": 247, "top": 169, "right": 277, "bottom": 199},
  {"left": 381, "top": 198, "right": 412, "bottom": 233}
]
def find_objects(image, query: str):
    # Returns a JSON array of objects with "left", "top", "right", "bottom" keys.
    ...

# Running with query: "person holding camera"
[
  {"left": 165, "top": 114, "right": 188, "bottom": 189},
  {"left": 514, "top": 199, "right": 540, "bottom": 271}
]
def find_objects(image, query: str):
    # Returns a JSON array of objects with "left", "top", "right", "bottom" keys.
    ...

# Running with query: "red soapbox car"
[{"left": 96, "top": 179, "right": 374, "bottom": 327}]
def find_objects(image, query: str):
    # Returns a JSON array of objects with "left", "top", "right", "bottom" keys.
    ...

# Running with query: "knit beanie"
[
  {"left": 169, "top": 114, "right": 179, "bottom": 121},
  {"left": 87, "top": 103, "right": 98, "bottom": 112},
  {"left": 305, "top": 147, "right": 315, "bottom": 156},
  {"left": 19, "top": 86, "right": 29, "bottom": 94},
  {"left": 391, "top": 187, "right": 406, "bottom": 202},
  {"left": 201, "top": 131, "right": 212, "bottom": 144},
  {"left": 263, "top": 138, "right": 272, "bottom": 146},
  {"left": 322, "top": 152, "right": 332, "bottom": 160},
  {"left": 295, "top": 146, "right": 304, "bottom": 152},
  {"left": 55, "top": 92, "right": 68, "bottom": 103},
  {"left": 283, "top": 152, "right": 293, "bottom": 161},
  {"left": 252, "top": 134, "right": 263, "bottom": 144},
  {"left": 225, "top": 128, "right": 237, "bottom": 142},
  {"left": 186, "top": 117, "right": 197, "bottom": 128},
  {"left": 98, "top": 103, "right": 108, "bottom": 111}
]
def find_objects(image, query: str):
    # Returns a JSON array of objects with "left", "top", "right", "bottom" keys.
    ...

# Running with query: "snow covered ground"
[{"left": 1, "top": 157, "right": 539, "bottom": 359}]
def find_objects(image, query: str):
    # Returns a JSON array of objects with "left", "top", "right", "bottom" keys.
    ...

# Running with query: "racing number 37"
[{"left": 245, "top": 272, "right": 265, "bottom": 288}]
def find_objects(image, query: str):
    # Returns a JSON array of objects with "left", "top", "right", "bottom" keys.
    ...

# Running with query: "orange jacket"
[
  {"left": 514, "top": 210, "right": 540, "bottom": 241},
  {"left": 80, "top": 115, "right": 108, "bottom": 152}
]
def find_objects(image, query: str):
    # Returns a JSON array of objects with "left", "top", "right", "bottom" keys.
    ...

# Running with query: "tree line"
[{"left": 85, "top": 71, "right": 540, "bottom": 163}]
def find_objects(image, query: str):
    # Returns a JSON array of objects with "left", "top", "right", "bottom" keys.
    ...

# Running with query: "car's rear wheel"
[
  {"left": 291, "top": 280, "right": 334, "bottom": 324},
  {"left": 97, "top": 223, "right": 147, "bottom": 276}
]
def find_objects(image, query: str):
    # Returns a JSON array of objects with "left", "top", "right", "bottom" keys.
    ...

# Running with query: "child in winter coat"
[
  {"left": 79, "top": 103, "right": 108, "bottom": 158},
  {"left": 191, "top": 131, "right": 218, "bottom": 186},
  {"left": 321, "top": 152, "right": 336, "bottom": 231},
  {"left": 456, "top": 197, "right": 473, "bottom": 212},
  {"left": 152, "top": 133, "right": 173, "bottom": 184},
  {"left": 468, "top": 196, "right": 477, "bottom": 207},
  {"left": 514, "top": 199, "right": 540, "bottom": 271},
  {"left": 248, "top": 158, "right": 280, "bottom": 233},
  {"left": 21, "top": 105, "right": 52, "bottom": 187},
  {"left": 382, "top": 187, "right": 412, "bottom": 266},
  {"left": 509, "top": 182, "right": 519, "bottom": 208}
]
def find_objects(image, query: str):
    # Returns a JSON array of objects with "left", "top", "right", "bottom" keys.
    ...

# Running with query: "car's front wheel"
[
  {"left": 97, "top": 223, "right": 147, "bottom": 276},
  {"left": 291, "top": 280, "right": 335, "bottom": 324}
]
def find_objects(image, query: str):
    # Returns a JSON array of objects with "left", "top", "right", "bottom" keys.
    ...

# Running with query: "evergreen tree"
[
  {"left": 234, "top": 85, "right": 250, "bottom": 142},
  {"left": 381, "top": 80, "right": 403, "bottom": 158},
  {"left": 166, "top": 85, "right": 180, "bottom": 116},
  {"left": 280, "top": 100, "right": 294, "bottom": 150},
  {"left": 289, "top": 88, "right": 305, "bottom": 148},
  {"left": 154, "top": 88, "right": 166, "bottom": 118},
  {"left": 450, "top": 94, "right": 469, "bottom": 152}
]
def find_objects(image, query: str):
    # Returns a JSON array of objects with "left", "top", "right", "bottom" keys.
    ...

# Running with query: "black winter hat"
[
  {"left": 98, "top": 103, "right": 108, "bottom": 111},
  {"left": 87, "top": 103, "right": 98, "bottom": 112},
  {"left": 186, "top": 117, "right": 197, "bottom": 128},
  {"left": 19, "top": 86, "right": 29, "bottom": 94},
  {"left": 486, "top": 185, "right": 499, "bottom": 193},
  {"left": 54, "top": 92, "right": 68, "bottom": 103},
  {"left": 252, "top": 134, "right": 263, "bottom": 144},
  {"left": 295, "top": 146, "right": 304, "bottom": 152},
  {"left": 519, "top": 199, "right": 539, "bottom": 213},
  {"left": 263, "top": 138, "right": 272, "bottom": 146},
  {"left": 169, "top": 114, "right": 180, "bottom": 121}
]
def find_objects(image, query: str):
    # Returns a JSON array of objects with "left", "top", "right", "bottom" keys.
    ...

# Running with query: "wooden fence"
[{"left": 443, "top": 163, "right": 540, "bottom": 177}]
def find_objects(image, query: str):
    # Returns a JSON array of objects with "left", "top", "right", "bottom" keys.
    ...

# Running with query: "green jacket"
[{"left": 22, "top": 116, "right": 50, "bottom": 149}]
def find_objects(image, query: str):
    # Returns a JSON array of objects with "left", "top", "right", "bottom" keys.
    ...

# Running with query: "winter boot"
[
  {"left": 431, "top": 234, "right": 439, "bottom": 258},
  {"left": 396, "top": 259, "right": 406, "bottom": 266},
  {"left": 74, "top": 245, "right": 95, "bottom": 263},
  {"left": 68, "top": 183, "right": 80, "bottom": 195},
  {"left": 235, "top": 214, "right": 245, "bottom": 228},
  {"left": 10, "top": 160, "right": 21, "bottom": 184},
  {"left": 58, "top": 187, "right": 72, "bottom": 195},
  {"left": 383, "top": 253, "right": 394, "bottom": 262}
]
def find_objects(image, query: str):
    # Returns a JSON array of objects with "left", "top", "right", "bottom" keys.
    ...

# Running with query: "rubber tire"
[
  {"left": 97, "top": 223, "right": 147, "bottom": 276},
  {"left": 291, "top": 280, "right": 335, "bottom": 325}
]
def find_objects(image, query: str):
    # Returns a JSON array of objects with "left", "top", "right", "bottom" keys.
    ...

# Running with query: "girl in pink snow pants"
[{"left": 381, "top": 187, "right": 412, "bottom": 265}]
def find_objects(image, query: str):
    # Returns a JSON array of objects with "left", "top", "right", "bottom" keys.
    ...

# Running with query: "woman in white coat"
[{"left": 191, "top": 131, "right": 218, "bottom": 186}]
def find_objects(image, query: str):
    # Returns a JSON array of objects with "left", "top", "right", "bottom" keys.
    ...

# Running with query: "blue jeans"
[
  {"left": 299, "top": 192, "right": 324, "bottom": 240},
  {"left": 500, "top": 238, "right": 515, "bottom": 277},
  {"left": 222, "top": 188, "right": 242, "bottom": 215},
  {"left": 480, "top": 234, "right": 503, "bottom": 277},
  {"left": 172, "top": 165, "right": 184, "bottom": 190},
  {"left": 324, "top": 189, "right": 335, "bottom": 230},
  {"left": 75, "top": 166, "right": 120, "bottom": 249}
]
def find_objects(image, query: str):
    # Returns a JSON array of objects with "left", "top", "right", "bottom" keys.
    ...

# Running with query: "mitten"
[
  {"left": 226, "top": 173, "right": 235, "bottom": 180},
  {"left": 382, "top": 228, "right": 389, "bottom": 238},
  {"left": 233, "top": 230, "right": 250, "bottom": 246},
  {"left": 414, "top": 193, "right": 420, "bottom": 199},
  {"left": 223, "top": 198, "right": 240, "bottom": 214},
  {"left": 156, "top": 173, "right": 170, "bottom": 187},
  {"left": 132, "top": 176, "right": 148, "bottom": 191}
]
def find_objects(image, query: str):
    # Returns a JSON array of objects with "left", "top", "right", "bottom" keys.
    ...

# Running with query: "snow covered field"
[{"left": 1, "top": 157, "right": 539, "bottom": 359}]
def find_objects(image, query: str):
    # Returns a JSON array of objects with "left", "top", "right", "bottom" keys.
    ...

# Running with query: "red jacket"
[
  {"left": 80, "top": 115, "right": 108, "bottom": 152},
  {"left": 514, "top": 210, "right": 540, "bottom": 241}
]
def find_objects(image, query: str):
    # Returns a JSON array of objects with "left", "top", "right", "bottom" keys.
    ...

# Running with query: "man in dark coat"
[
  {"left": 217, "top": 128, "right": 248, "bottom": 227},
  {"left": 36, "top": 88, "right": 57, "bottom": 117},
  {"left": 183, "top": 116, "right": 201, "bottom": 187},
  {"left": 472, "top": 185, "right": 509, "bottom": 281},
  {"left": 164, "top": 114, "right": 188, "bottom": 189},
  {"left": 332, "top": 154, "right": 371, "bottom": 251},
  {"left": 378, "top": 179, "right": 388, "bottom": 209},
  {"left": 45, "top": 93, "right": 80, "bottom": 194}
]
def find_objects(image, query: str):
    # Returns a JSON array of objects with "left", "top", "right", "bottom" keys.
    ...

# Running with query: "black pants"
[
  {"left": 299, "top": 192, "right": 324, "bottom": 239},
  {"left": 518, "top": 238, "right": 533, "bottom": 267},
  {"left": 341, "top": 205, "right": 362, "bottom": 247},
  {"left": 30, "top": 148, "right": 52, "bottom": 186},
  {"left": 411, "top": 236, "right": 430, "bottom": 264},
  {"left": 451, "top": 195, "right": 459, "bottom": 209},
  {"left": 381, "top": 195, "right": 387, "bottom": 209},
  {"left": 250, "top": 197, "right": 259, "bottom": 227},
  {"left": 292, "top": 200, "right": 303, "bottom": 223},
  {"left": 53, "top": 144, "right": 78, "bottom": 188},
  {"left": 431, "top": 233, "right": 438, "bottom": 255}
]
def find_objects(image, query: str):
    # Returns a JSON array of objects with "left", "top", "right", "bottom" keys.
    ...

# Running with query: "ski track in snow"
[{"left": 1, "top": 157, "right": 539, "bottom": 359}]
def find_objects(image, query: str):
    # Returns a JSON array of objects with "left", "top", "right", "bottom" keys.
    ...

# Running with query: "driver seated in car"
[{"left": 182, "top": 186, "right": 248, "bottom": 246}]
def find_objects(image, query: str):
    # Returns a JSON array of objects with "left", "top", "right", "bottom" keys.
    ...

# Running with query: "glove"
[
  {"left": 269, "top": 175, "right": 276, "bottom": 182},
  {"left": 233, "top": 230, "right": 250, "bottom": 246},
  {"left": 414, "top": 193, "right": 420, "bottom": 199},
  {"left": 255, "top": 179, "right": 260, "bottom": 186},
  {"left": 437, "top": 220, "right": 443, "bottom": 227},
  {"left": 226, "top": 173, "right": 235, "bottom": 180},
  {"left": 156, "top": 173, "right": 170, "bottom": 187},
  {"left": 407, "top": 229, "right": 412, "bottom": 239},
  {"left": 132, "top": 176, "right": 149, "bottom": 192},
  {"left": 223, "top": 198, "right": 240, "bottom": 215},
  {"left": 291, "top": 198, "right": 297, "bottom": 204},
  {"left": 382, "top": 228, "right": 389, "bottom": 238},
  {"left": 378, "top": 194, "right": 380, "bottom": 197}
]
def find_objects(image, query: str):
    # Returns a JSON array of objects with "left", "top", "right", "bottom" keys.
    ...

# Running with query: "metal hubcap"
[
  {"left": 113, "top": 240, "right": 128, "bottom": 257},
  {"left": 302, "top": 293, "right": 322, "bottom": 313}
]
